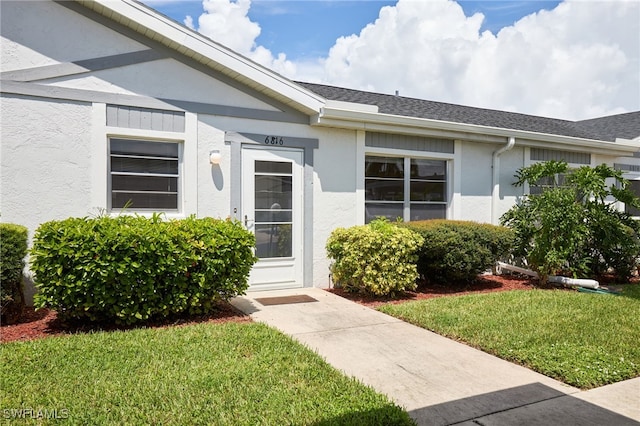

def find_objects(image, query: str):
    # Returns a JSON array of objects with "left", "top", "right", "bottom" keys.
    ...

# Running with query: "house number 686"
[{"left": 264, "top": 136, "right": 284, "bottom": 145}]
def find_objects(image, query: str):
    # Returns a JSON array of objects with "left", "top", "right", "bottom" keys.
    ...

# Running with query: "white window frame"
[
  {"left": 363, "top": 147, "right": 454, "bottom": 223},
  {"left": 622, "top": 172, "right": 640, "bottom": 219},
  {"left": 90, "top": 103, "right": 197, "bottom": 218},
  {"left": 108, "top": 137, "right": 183, "bottom": 213}
]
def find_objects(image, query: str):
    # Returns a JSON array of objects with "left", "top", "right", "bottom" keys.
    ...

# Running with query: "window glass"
[
  {"left": 626, "top": 180, "right": 640, "bottom": 216},
  {"left": 365, "top": 155, "right": 447, "bottom": 223},
  {"left": 110, "top": 139, "right": 180, "bottom": 211}
]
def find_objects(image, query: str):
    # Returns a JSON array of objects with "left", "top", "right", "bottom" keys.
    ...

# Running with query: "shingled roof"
[{"left": 297, "top": 82, "right": 640, "bottom": 143}]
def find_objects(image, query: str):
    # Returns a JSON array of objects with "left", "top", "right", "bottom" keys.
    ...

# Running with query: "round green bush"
[
  {"left": 31, "top": 215, "right": 257, "bottom": 325},
  {"left": 400, "top": 220, "right": 514, "bottom": 284},
  {"left": 1, "top": 223, "right": 28, "bottom": 324},
  {"left": 326, "top": 219, "right": 423, "bottom": 296}
]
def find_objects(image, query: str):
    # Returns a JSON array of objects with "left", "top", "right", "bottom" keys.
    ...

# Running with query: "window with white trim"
[
  {"left": 109, "top": 138, "right": 180, "bottom": 211},
  {"left": 365, "top": 155, "right": 447, "bottom": 223},
  {"left": 626, "top": 178, "right": 640, "bottom": 217}
]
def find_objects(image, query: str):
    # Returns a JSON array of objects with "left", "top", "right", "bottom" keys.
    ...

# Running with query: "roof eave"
[
  {"left": 77, "top": 0, "right": 325, "bottom": 115},
  {"left": 314, "top": 107, "right": 640, "bottom": 155}
]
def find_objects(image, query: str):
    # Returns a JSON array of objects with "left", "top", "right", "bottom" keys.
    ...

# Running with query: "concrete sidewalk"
[{"left": 231, "top": 288, "right": 640, "bottom": 425}]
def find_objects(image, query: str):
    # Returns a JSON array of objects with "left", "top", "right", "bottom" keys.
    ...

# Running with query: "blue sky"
[
  {"left": 142, "top": 0, "right": 638, "bottom": 120},
  {"left": 149, "top": 1, "right": 562, "bottom": 61}
]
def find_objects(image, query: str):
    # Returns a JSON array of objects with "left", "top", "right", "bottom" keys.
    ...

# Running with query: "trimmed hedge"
[
  {"left": 326, "top": 219, "right": 424, "bottom": 296},
  {"left": 400, "top": 220, "right": 514, "bottom": 284},
  {"left": 1, "top": 223, "right": 28, "bottom": 324},
  {"left": 31, "top": 215, "right": 257, "bottom": 325}
]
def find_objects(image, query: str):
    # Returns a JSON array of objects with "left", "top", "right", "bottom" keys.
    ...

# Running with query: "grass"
[
  {"left": 1, "top": 322, "right": 413, "bottom": 425},
  {"left": 379, "top": 285, "right": 640, "bottom": 389}
]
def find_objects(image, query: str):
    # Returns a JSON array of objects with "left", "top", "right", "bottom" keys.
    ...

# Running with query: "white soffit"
[{"left": 78, "top": 0, "right": 325, "bottom": 115}]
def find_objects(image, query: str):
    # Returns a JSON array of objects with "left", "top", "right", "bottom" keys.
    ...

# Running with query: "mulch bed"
[
  {"left": 5, "top": 273, "right": 635, "bottom": 343},
  {"left": 327, "top": 274, "right": 537, "bottom": 309},
  {"left": 1, "top": 303, "right": 250, "bottom": 344}
]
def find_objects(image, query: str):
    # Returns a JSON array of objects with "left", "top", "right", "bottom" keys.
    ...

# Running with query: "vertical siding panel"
[
  {"left": 140, "top": 110, "right": 152, "bottom": 130},
  {"left": 175, "top": 113, "right": 185, "bottom": 132},
  {"left": 151, "top": 111, "right": 163, "bottom": 131},
  {"left": 365, "top": 132, "right": 454, "bottom": 153},
  {"left": 106, "top": 105, "right": 117, "bottom": 127},
  {"left": 106, "top": 105, "right": 185, "bottom": 132},
  {"left": 117, "top": 106, "right": 128, "bottom": 129},
  {"left": 129, "top": 108, "right": 141, "bottom": 130}
]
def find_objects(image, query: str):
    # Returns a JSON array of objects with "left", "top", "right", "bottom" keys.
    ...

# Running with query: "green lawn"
[
  {"left": 1, "top": 322, "right": 413, "bottom": 425},
  {"left": 379, "top": 285, "right": 640, "bottom": 389}
]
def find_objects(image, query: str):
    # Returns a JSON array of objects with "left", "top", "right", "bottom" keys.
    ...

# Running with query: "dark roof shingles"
[{"left": 297, "top": 82, "right": 640, "bottom": 142}]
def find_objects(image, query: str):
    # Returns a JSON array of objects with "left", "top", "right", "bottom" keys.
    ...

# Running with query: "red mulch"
[
  {"left": 1, "top": 303, "right": 250, "bottom": 344},
  {"left": 327, "top": 274, "right": 537, "bottom": 309}
]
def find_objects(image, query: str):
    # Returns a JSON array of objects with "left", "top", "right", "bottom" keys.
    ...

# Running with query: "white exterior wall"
[
  {"left": 312, "top": 128, "right": 359, "bottom": 288},
  {"left": 1, "top": 96, "right": 93, "bottom": 228},
  {"left": 1, "top": 95, "right": 93, "bottom": 303},
  {"left": 0, "top": 1, "right": 147, "bottom": 71},
  {"left": 458, "top": 142, "right": 494, "bottom": 223},
  {"left": 495, "top": 146, "right": 526, "bottom": 223}
]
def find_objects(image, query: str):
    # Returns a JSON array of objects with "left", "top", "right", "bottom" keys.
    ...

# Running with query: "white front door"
[{"left": 242, "top": 147, "right": 304, "bottom": 289}]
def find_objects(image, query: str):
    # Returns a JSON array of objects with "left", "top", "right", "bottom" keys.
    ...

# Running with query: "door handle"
[{"left": 244, "top": 215, "right": 254, "bottom": 227}]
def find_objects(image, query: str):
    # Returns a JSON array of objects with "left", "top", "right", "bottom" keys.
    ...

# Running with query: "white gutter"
[{"left": 491, "top": 137, "right": 516, "bottom": 225}]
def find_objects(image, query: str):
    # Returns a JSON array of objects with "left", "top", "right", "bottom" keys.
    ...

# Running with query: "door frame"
[
  {"left": 226, "top": 131, "right": 318, "bottom": 289},
  {"left": 242, "top": 146, "right": 303, "bottom": 289}
]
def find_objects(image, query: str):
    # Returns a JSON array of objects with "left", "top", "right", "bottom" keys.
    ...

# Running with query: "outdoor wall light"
[{"left": 209, "top": 150, "right": 222, "bottom": 165}]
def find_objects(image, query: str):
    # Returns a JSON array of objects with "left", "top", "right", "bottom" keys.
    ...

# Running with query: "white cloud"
[
  {"left": 319, "top": 0, "right": 639, "bottom": 120},
  {"left": 186, "top": 0, "right": 639, "bottom": 120},
  {"left": 185, "top": 0, "right": 297, "bottom": 77}
]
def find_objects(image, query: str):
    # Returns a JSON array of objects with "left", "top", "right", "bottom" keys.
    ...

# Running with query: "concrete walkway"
[{"left": 231, "top": 287, "right": 640, "bottom": 425}]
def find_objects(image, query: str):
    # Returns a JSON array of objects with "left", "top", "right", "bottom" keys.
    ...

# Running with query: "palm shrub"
[
  {"left": 501, "top": 161, "right": 640, "bottom": 284},
  {"left": 31, "top": 215, "right": 257, "bottom": 324},
  {"left": 400, "top": 220, "right": 514, "bottom": 283},
  {"left": 1, "top": 223, "right": 28, "bottom": 324},
  {"left": 326, "top": 219, "right": 423, "bottom": 296}
]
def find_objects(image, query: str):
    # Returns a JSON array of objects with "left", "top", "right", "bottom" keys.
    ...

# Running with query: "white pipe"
[
  {"left": 547, "top": 276, "right": 600, "bottom": 289},
  {"left": 491, "top": 137, "right": 516, "bottom": 224},
  {"left": 495, "top": 261, "right": 538, "bottom": 277},
  {"left": 495, "top": 262, "right": 600, "bottom": 289}
]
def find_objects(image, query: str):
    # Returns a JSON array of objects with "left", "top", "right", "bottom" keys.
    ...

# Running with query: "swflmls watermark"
[{"left": 3, "top": 408, "right": 69, "bottom": 420}]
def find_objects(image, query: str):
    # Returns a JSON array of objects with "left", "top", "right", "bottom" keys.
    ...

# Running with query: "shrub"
[
  {"left": 31, "top": 215, "right": 257, "bottom": 325},
  {"left": 326, "top": 219, "right": 423, "bottom": 296},
  {"left": 400, "top": 220, "right": 515, "bottom": 284},
  {"left": 1, "top": 223, "right": 28, "bottom": 324},
  {"left": 501, "top": 161, "right": 640, "bottom": 284}
]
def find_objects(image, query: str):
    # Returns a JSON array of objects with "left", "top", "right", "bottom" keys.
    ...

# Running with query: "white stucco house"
[{"left": 2, "top": 0, "right": 639, "bottom": 303}]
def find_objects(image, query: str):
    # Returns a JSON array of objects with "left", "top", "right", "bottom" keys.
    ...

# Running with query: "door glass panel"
[
  {"left": 254, "top": 160, "right": 293, "bottom": 259},
  {"left": 254, "top": 176, "right": 292, "bottom": 209},
  {"left": 255, "top": 160, "right": 292, "bottom": 174},
  {"left": 254, "top": 224, "right": 292, "bottom": 258}
]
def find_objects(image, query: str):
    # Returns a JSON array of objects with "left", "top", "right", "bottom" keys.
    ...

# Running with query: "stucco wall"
[
  {"left": 0, "top": 0, "right": 146, "bottom": 72},
  {"left": 458, "top": 142, "right": 494, "bottom": 223},
  {"left": 312, "top": 127, "right": 359, "bottom": 288},
  {"left": 1, "top": 95, "right": 93, "bottom": 303}
]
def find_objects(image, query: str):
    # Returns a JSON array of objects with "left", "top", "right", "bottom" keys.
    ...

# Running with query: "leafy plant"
[
  {"left": 0, "top": 223, "right": 28, "bottom": 324},
  {"left": 31, "top": 215, "right": 257, "bottom": 324},
  {"left": 400, "top": 220, "right": 514, "bottom": 284},
  {"left": 326, "top": 218, "right": 423, "bottom": 296},
  {"left": 501, "top": 161, "right": 640, "bottom": 284}
]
